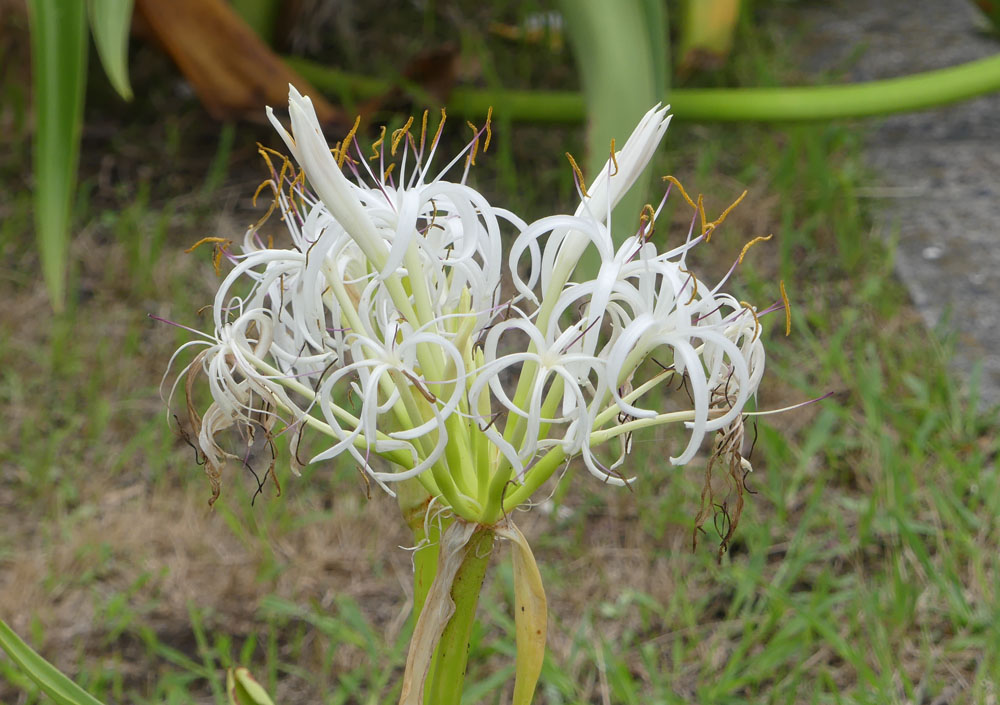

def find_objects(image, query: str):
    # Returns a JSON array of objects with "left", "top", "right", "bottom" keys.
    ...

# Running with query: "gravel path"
[{"left": 790, "top": 0, "right": 1000, "bottom": 407}]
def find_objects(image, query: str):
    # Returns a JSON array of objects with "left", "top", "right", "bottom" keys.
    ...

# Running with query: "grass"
[{"left": 2, "top": 1, "right": 999, "bottom": 704}]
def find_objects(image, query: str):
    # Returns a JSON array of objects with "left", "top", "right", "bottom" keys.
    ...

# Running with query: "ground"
[{"left": 1, "top": 2, "right": 998, "bottom": 704}]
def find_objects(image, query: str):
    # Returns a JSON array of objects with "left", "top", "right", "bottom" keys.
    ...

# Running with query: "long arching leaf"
[
  {"left": 26, "top": 0, "right": 89, "bottom": 312},
  {"left": 0, "top": 620, "right": 107, "bottom": 705},
  {"left": 88, "top": 0, "right": 134, "bottom": 100}
]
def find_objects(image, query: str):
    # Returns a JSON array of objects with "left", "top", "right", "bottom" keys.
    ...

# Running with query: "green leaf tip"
[
  {"left": 88, "top": 0, "right": 134, "bottom": 101},
  {"left": 226, "top": 667, "right": 277, "bottom": 705},
  {"left": 0, "top": 620, "right": 108, "bottom": 705}
]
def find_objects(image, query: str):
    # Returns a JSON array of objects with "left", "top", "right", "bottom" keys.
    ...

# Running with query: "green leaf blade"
[
  {"left": 557, "top": 0, "right": 670, "bottom": 276},
  {"left": 87, "top": 0, "right": 134, "bottom": 101},
  {"left": 0, "top": 620, "right": 108, "bottom": 705},
  {"left": 27, "top": 0, "right": 89, "bottom": 312}
]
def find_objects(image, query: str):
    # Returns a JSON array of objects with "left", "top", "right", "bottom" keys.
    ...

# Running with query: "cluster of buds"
[{"left": 165, "top": 87, "right": 780, "bottom": 529}]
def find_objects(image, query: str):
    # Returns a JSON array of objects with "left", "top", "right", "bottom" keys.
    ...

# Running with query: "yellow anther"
[
  {"left": 370, "top": 125, "right": 386, "bottom": 161},
  {"left": 252, "top": 179, "right": 273, "bottom": 208},
  {"left": 258, "top": 145, "right": 289, "bottom": 160},
  {"left": 609, "top": 138, "right": 619, "bottom": 176},
  {"left": 739, "top": 300, "right": 761, "bottom": 339},
  {"left": 707, "top": 189, "right": 747, "bottom": 235},
  {"left": 391, "top": 115, "right": 414, "bottom": 156},
  {"left": 667, "top": 174, "right": 738, "bottom": 240},
  {"left": 465, "top": 121, "right": 480, "bottom": 166},
  {"left": 483, "top": 106, "right": 493, "bottom": 152},
  {"left": 738, "top": 233, "right": 773, "bottom": 264},
  {"left": 331, "top": 142, "right": 358, "bottom": 167},
  {"left": 257, "top": 144, "right": 277, "bottom": 176},
  {"left": 663, "top": 175, "right": 698, "bottom": 210},
  {"left": 780, "top": 280, "right": 791, "bottom": 336},
  {"left": 638, "top": 203, "right": 656, "bottom": 240},
  {"left": 431, "top": 108, "right": 447, "bottom": 151},
  {"left": 337, "top": 115, "right": 361, "bottom": 168},
  {"left": 185, "top": 237, "right": 231, "bottom": 276},
  {"left": 257, "top": 145, "right": 296, "bottom": 195},
  {"left": 185, "top": 236, "right": 229, "bottom": 254},
  {"left": 288, "top": 169, "right": 305, "bottom": 209},
  {"left": 212, "top": 245, "right": 226, "bottom": 277},
  {"left": 565, "top": 152, "right": 589, "bottom": 198},
  {"left": 278, "top": 155, "right": 292, "bottom": 187},
  {"left": 257, "top": 144, "right": 292, "bottom": 172},
  {"left": 252, "top": 193, "right": 278, "bottom": 231},
  {"left": 384, "top": 162, "right": 397, "bottom": 179},
  {"left": 419, "top": 109, "right": 429, "bottom": 153},
  {"left": 696, "top": 194, "right": 709, "bottom": 239}
]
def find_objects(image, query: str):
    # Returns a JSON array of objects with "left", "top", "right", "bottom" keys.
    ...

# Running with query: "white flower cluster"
[{"left": 167, "top": 87, "right": 768, "bottom": 522}]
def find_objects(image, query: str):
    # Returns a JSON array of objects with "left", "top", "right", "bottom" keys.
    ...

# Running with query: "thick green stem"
[
  {"left": 425, "top": 526, "right": 495, "bottom": 705},
  {"left": 287, "top": 53, "right": 1000, "bottom": 123}
]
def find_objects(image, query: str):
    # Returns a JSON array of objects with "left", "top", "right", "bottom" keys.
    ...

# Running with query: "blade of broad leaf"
[
  {"left": 27, "top": 0, "right": 88, "bottom": 312},
  {"left": 0, "top": 620, "right": 108, "bottom": 705},
  {"left": 677, "top": 0, "right": 741, "bottom": 77},
  {"left": 557, "top": 0, "right": 668, "bottom": 276},
  {"left": 642, "top": 0, "right": 670, "bottom": 102},
  {"left": 88, "top": 0, "right": 134, "bottom": 100}
]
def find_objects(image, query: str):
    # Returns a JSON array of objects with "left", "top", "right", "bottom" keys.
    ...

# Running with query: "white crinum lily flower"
[{"left": 167, "top": 87, "right": 775, "bottom": 525}]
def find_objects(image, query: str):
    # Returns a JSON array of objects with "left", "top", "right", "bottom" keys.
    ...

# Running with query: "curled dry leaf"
[
  {"left": 134, "top": 0, "right": 340, "bottom": 123},
  {"left": 496, "top": 522, "right": 547, "bottom": 705}
]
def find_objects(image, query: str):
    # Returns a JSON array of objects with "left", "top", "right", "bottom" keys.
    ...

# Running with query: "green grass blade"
[
  {"left": 87, "top": 0, "right": 134, "bottom": 100},
  {"left": 0, "top": 620, "right": 108, "bottom": 705},
  {"left": 26, "top": 0, "right": 89, "bottom": 312}
]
